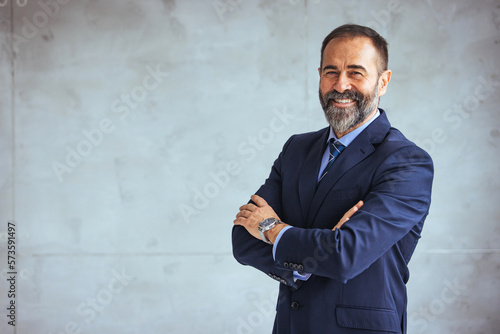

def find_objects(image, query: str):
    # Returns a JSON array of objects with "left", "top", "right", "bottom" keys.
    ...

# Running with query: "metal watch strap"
[
  {"left": 259, "top": 228, "right": 273, "bottom": 245},
  {"left": 258, "top": 218, "right": 282, "bottom": 244}
]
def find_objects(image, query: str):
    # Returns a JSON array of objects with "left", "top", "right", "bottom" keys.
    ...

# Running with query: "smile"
[
  {"left": 334, "top": 99, "right": 355, "bottom": 104},
  {"left": 330, "top": 98, "right": 357, "bottom": 107}
]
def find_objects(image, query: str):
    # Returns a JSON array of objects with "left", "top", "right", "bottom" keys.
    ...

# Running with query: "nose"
[{"left": 333, "top": 72, "right": 351, "bottom": 93}]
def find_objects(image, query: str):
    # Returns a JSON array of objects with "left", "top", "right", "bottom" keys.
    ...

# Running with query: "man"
[{"left": 232, "top": 24, "right": 433, "bottom": 334}]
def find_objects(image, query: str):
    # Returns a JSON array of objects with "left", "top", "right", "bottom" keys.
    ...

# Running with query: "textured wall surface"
[{"left": 0, "top": 0, "right": 499, "bottom": 333}]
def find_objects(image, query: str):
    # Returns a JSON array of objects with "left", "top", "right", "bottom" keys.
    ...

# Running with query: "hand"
[
  {"left": 234, "top": 194, "right": 285, "bottom": 242},
  {"left": 333, "top": 200, "right": 364, "bottom": 231}
]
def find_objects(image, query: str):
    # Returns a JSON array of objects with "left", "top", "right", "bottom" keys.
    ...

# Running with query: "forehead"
[{"left": 322, "top": 36, "right": 379, "bottom": 71}]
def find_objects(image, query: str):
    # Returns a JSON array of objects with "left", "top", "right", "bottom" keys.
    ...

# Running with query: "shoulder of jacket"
[{"left": 378, "top": 127, "right": 432, "bottom": 163}]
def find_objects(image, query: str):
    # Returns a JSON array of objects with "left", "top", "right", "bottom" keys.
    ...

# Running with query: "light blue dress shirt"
[{"left": 272, "top": 110, "right": 381, "bottom": 281}]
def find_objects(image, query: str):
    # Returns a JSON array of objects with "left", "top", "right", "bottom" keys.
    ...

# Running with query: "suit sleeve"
[
  {"left": 274, "top": 145, "right": 434, "bottom": 284},
  {"left": 232, "top": 136, "right": 302, "bottom": 289}
]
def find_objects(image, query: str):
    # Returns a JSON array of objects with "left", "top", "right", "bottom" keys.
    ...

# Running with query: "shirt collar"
[{"left": 326, "top": 109, "right": 381, "bottom": 147}]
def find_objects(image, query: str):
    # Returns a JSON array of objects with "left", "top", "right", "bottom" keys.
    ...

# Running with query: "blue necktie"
[{"left": 319, "top": 139, "right": 345, "bottom": 182}]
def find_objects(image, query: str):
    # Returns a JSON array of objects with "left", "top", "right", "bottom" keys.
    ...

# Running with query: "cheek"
[
  {"left": 319, "top": 79, "right": 331, "bottom": 93},
  {"left": 357, "top": 81, "right": 376, "bottom": 96}
]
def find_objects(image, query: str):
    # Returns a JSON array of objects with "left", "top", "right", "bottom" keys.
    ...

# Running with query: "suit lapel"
[
  {"left": 305, "top": 110, "right": 392, "bottom": 227},
  {"left": 297, "top": 128, "right": 329, "bottom": 225}
]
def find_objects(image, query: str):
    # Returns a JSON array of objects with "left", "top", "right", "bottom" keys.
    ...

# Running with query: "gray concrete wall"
[{"left": 0, "top": 0, "right": 499, "bottom": 333}]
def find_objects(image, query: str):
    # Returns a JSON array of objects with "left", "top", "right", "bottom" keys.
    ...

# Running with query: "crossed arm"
[
  {"left": 234, "top": 194, "right": 364, "bottom": 244},
  {"left": 232, "top": 143, "right": 433, "bottom": 285}
]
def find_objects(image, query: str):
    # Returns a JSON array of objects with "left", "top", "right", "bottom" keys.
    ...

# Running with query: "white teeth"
[{"left": 334, "top": 99, "right": 354, "bottom": 103}]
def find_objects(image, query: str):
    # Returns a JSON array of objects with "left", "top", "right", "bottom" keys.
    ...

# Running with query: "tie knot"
[{"left": 329, "top": 140, "right": 345, "bottom": 158}]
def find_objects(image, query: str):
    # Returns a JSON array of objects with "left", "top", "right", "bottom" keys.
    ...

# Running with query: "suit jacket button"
[
  {"left": 284, "top": 262, "right": 289, "bottom": 269},
  {"left": 298, "top": 265, "right": 304, "bottom": 271},
  {"left": 291, "top": 301, "right": 300, "bottom": 310}
]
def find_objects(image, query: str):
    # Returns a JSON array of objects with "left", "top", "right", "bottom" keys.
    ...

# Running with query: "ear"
[
  {"left": 377, "top": 70, "right": 392, "bottom": 97},
  {"left": 318, "top": 67, "right": 322, "bottom": 77}
]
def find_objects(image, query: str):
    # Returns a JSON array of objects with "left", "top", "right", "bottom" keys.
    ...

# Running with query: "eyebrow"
[
  {"left": 322, "top": 64, "right": 367, "bottom": 72},
  {"left": 347, "top": 65, "right": 367, "bottom": 71}
]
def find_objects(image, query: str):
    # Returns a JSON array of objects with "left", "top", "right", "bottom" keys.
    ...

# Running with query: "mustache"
[{"left": 323, "top": 89, "right": 363, "bottom": 103}]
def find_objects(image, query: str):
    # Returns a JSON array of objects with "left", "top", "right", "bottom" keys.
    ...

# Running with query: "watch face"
[{"left": 259, "top": 218, "right": 277, "bottom": 231}]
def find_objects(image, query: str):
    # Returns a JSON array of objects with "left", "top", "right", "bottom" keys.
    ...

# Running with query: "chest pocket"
[
  {"left": 327, "top": 187, "right": 362, "bottom": 201},
  {"left": 311, "top": 187, "right": 362, "bottom": 229},
  {"left": 325, "top": 186, "right": 363, "bottom": 213}
]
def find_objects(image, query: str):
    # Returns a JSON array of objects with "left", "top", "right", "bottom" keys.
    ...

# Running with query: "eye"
[
  {"left": 349, "top": 71, "right": 363, "bottom": 78},
  {"left": 324, "top": 71, "right": 338, "bottom": 77}
]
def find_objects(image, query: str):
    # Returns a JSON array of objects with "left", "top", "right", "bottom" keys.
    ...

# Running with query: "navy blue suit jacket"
[{"left": 232, "top": 110, "right": 433, "bottom": 333}]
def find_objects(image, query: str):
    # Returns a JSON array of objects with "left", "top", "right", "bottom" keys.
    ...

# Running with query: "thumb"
[{"left": 251, "top": 194, "right": 268, "bottom": 207}]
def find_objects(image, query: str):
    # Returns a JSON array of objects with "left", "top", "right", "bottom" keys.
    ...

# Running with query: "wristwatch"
[{"left": 258, "top": 218, "right": 282, "bottom": 244}]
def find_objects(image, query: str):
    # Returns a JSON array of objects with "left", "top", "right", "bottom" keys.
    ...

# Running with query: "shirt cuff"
[
  {"left": 293, "top": 271, "right": 312, "bottom": 281},
  {"left": 272, "top": 225, "right": 293, "bottom": 260}
]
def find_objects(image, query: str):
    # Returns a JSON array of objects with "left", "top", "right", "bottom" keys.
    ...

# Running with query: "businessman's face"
[{"left": 318, "top": 36, "right": 391, "bottom": 136}]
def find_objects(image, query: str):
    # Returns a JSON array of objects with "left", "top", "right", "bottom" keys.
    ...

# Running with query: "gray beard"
[{"left": 319, "top": 84, "right": 379, "bottom": 135}]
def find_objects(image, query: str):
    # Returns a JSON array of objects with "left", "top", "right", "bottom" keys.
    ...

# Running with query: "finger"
[
  {"left": 339, "top": 210, "right": 354, "bottom": 225},
  {"left": 239, "top": 203, "right": 256, "bottom": 212},
  {"left": 332, "top": 219, "right": 346, "bottom": 231},
  {"left": 343, "top": 200, "right": 363, "bottom": 220},
  {"left": 235, "top": 210, "right": 251, "bottom": 219},
  {"left": 234, "top": 215, "right": 250, "bottom": 224},
  {"left": 333, "top": 218, "right": 348, "bottom": 231},
  {"left": 251, "top": 194, "right": 268, "bottom": 207},
  {"left": 334, "top": 201, "right": 364, "bottom": 231}
]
